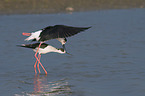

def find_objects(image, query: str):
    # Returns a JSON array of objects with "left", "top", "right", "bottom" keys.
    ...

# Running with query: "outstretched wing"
[
  {"left": 39, "top": 25, "right": 91, "bottom": 41},
  {"left": 17, "top": 43, "right": 48, "bottom": 49}
]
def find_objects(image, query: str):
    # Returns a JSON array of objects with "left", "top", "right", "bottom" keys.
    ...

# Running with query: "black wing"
[
  {"left": 39, "top": 25, "right": 91, "bottom": 41},
  {"left": 17, "top": 43, "right": 49, "bottom": 49}
]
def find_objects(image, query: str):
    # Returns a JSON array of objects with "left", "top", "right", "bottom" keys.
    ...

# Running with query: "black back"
[
  {"left": 18, "top": 43, "right": 48, "bottom": 49},
  {"left": 39, "top": 25, "right": 91, "bottom": 41}
]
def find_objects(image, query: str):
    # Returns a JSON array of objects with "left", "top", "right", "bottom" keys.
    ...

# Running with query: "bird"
[
  {"left": 21, "top": 25, "right": 91, "bottom": 74},
  {"left": 18, "top": 43, "right": 68, "bottom": 75},
  {"left": 22, "top": 25, "right": 91, "bottom": 51}
]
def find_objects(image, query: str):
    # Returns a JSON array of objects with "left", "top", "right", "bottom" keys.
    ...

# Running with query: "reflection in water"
[{"left": 29, "top": 75, "right": 72, "bottom": 96}]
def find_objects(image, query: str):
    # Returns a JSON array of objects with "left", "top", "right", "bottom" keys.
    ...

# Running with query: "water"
[{"left": 0, "top": 8, "right": 145, "bottom": 96}]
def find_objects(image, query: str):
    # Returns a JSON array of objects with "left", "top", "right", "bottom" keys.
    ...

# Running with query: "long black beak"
[{"left": 66, "top": 52, "right": 72, "bottom": 56}]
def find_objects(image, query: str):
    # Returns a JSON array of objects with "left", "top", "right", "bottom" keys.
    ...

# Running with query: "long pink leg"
[
  {"left": 34, "top": 42, "right": 42, "bottom": 74},
  {"left": 34, "top": 59, "right": 38, "bottom": 74},
  {"left": 37, "top": 54, "right": 48, "bottom": 74},
  {"left": 22, "top": 33, "right": 31, "bottom": 36},
  {"left": 34, "top": 42, "right": 48, "bottom": 75},
  {"left": 37, "top": 54, "right": 41, "bottom": 73}
]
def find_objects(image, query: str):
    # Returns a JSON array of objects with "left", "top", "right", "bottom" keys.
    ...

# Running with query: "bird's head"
[
  {"left": 58, "top": 48, "right": 66, "bottom": 54},
  {"left": 58, "top": 48, "right": 72, "bottom": 55}
]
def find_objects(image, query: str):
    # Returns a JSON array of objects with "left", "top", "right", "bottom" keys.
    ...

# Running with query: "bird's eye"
[{"left": 64, "top": 38, "right": 67, "bottom": 42}]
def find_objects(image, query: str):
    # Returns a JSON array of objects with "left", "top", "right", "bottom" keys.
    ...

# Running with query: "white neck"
[{"left": 56, "top": 38, "right": 66, "bottom": 45}]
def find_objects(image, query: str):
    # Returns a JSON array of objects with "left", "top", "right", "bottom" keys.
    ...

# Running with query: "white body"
[
  {"left": 24, "top": 30, "right": 66, "bottom": 45},
  {"left": 25, "top": 30, "right": 42, "bottom": 41},
  {"left": 33, "top": 45, "right": 66, "bottom": 54}
]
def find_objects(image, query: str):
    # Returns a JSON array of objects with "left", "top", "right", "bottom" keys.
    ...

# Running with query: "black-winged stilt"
[
  {"left": 18, "top": 43, "right": 67, "bottom": 74},
  {"left": 22, "top": 25, "right": 91, "bottom": 50},
  {"left": 21, "top": 25, "right": 91, "bottom": 74}
]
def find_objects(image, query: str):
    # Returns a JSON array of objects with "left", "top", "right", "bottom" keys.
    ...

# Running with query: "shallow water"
[{"left": 0, "top": 8, "right": 145, "bottom": 96}]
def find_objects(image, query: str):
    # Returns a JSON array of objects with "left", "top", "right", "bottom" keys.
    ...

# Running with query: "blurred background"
[{"left": 0, "top": 0, "right": 145, "bottom": 14}]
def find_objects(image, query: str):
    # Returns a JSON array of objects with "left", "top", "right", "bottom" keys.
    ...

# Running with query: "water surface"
[{"left": 0, "top": 8, "right": 145, "bottom": 96}]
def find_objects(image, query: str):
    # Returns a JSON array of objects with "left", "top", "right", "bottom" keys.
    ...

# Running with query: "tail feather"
[
  {"left": 24, "top": 36, "right": 35, "bottom": 41},
  {"left": 23, "top": 30, "right": 42, "bottom": 41},
  {"left": 17, "top": 44, "right": 38, "bottom": 49}
]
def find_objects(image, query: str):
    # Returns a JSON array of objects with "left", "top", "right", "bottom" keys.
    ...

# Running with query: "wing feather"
[
  {"left": 39, "top": 25, "right": 91, "bottom": 41},
  {"left": 17, "top": 43, "right": 48, "bottom": 49}
]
